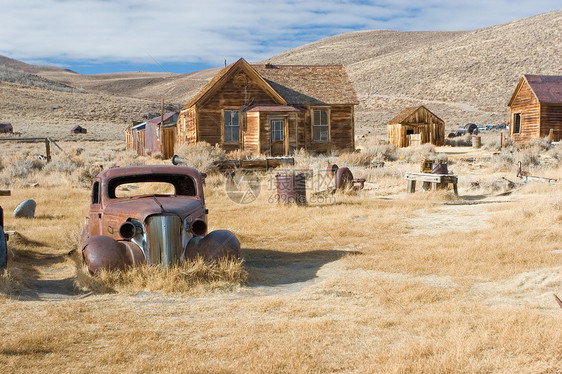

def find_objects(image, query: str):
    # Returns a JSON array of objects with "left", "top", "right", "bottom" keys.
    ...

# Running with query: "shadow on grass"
[
  {"left": 242, "top": 248, "right": 357, "bottom": 287},
  {"left": 3, "top": 233, "right": 79, "bottom": 301}
]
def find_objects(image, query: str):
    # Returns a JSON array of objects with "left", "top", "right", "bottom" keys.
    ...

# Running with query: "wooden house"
[
  {"left": 125, "top": 113, "right": 177, "bottom": 158},
  {"left": 177, "top": 58, "right": 358, "bottom": 156},
  {"left": 508, "top": 74, "right": 562, "bottom": 143},
  {"left": 387, "top": 106, "right": 445, "bottom": 147}
]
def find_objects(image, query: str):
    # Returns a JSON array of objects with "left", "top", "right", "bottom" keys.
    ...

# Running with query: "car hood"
[{"left": 102, "top": 196, "right": 204, "bottom": 222}]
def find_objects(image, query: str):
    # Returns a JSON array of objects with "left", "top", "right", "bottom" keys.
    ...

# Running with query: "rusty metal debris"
[
  {"left": 517, "top": 162, "right": 558, "bottom": 184},
  {"left": 82, "top": 165, "right": 239, "bottom": 274},
  {"left": 326, "top": 164, "right": 365, "bottom": 191}
]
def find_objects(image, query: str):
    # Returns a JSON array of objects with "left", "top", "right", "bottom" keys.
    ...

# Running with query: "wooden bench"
[{"left": 405, "top": 172, "right": 458, "bottom": 195}]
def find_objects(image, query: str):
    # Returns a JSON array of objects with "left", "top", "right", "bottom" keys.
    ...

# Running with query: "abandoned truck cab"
[{"left": 82, "top": 165, "right": 239, "bottom": 274}]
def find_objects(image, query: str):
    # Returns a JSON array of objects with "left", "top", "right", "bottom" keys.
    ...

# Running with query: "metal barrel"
[
  {"left": 276, "top": 173, "right": 306, "bottom": 205},
  {"left": 431, "top": 162, "right": 449, "bottom": 175},
  {"left": 472, "top": 135, "right": 482, "bottom": 148}
]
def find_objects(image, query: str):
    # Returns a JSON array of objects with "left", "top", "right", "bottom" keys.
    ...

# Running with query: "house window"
[
  {"left": 224, "top": 110, "right": 240, "bottom": 142},
  {"left": 513, "top": 113, "right": 521, "bottom": 134},
  {"left": 272, "top": 120, "right": 284, "bottom": 141},
  {"left": 313, "top": 109, "right": 329, "bottom": 142}
]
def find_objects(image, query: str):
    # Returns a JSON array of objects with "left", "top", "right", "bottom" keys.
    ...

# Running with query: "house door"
[{"left": 270, "top": 119, "right": 287, "bottom": 156}]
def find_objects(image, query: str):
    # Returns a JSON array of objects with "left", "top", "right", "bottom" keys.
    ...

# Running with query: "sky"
[{"left": 0, "top": 0, "right": 560, "bottom": 75}]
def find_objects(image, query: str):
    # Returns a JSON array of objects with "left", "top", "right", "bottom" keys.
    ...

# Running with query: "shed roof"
[
  {"left": 147, "top": 112, "right": 176, "bottom": 125},
  {"left": 509, "top": 74, "right": 562, "bottom": 106},
  {"left": 387, "top": 105, "right": 443, "bottom": 125}
]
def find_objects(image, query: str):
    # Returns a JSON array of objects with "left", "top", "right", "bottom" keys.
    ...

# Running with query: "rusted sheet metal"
[
  {"left": 276, "top": 173, "right": 307, "bottom": 205},
  {"left": 183, "top": 230, "right": 240, "bottom": 261},
  {"left": 83, "top": 236, "right": 145, "bottom": 274},
  {"left": 517, "top": 162, "right": 558, "bottom": 184},
  {"left": 82, "top": 165, "right": 239, "bottom": 274}
]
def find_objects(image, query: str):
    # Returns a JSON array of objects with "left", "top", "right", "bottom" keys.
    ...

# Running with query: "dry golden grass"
[
  {"left": 73, "top": 257, "right": 248, "bottom": 295},
  {"left": 1, "top": 139, "right": 561, "bottom": 373}
]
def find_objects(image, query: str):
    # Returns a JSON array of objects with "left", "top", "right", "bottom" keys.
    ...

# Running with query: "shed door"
[{"left": 270, "top": 119, "right": 287, "bottom": 156}]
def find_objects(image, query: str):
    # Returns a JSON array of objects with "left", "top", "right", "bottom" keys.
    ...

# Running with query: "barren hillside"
[
  {"left": 267, "top": 11, "right": 562, "bottom": 132},
  {"left": 1, "top": 10, "right": 560, "bottom": 139}
]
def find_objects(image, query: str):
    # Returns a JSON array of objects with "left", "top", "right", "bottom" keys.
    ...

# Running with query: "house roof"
[
  {"left": 181, "top": 58, "right": 358, "bottom": 110},
  {"left": 181, "top": 59, "right": 286, "bottom": 110},
  {"left": 387, "top": 105, "right": 443, "bottom": 125},
  {"left": 508, "top": 74, "right": 562, "bottom": 106},
  {"left": 252, "top": 64, "right": 359, "bottom": 105},
  {"left": 245, "top": 104, "right": 304, "bottom": 112},
  {"left": 147, "top": 112, "right": 176, "bottom": 126}
]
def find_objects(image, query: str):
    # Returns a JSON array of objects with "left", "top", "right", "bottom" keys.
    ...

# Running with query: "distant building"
[
  {"left": 508, "top": 74, "right": 562, "bottom": 143},
  {"left": 0, "top": 123, "right": 13, "bottom": 133},
  {"left": 387, "top": 106, "right": 445, "bottom": 147},
  {"left": 70, "top": 125, "right": 87, "bottom": 134},
  {"left": 126, "top": 112, "right": 177, "bottom": 158},
  {"left": 177, "top": 58, "right": 358, "bottom": 156}
]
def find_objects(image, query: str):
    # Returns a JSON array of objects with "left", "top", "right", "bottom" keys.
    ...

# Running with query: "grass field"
[{"left": 1, "top": 135, "right": 561, "bottom": 373}]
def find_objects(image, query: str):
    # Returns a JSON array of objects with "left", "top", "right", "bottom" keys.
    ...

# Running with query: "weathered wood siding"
[
  {"left": 160, "top": 126, "right": 176, "bottom": 159},
  {"left": 541, "top": 105, "right": 562, "bottom": 141},
  {"left": 195, "top": 68, "right": 278, "bottom": 151},
  {"left": 244, "top": 112, "right": 260, "bottom": 154},
  {"left": 178, "top": 106, "right": 197, "bottom": 145},
  {"left": 510, "top": 80, "right": 541, "bottom": 143},
  {"left": 126, "top": 128, "right": 134, "bottom": 151},
  {"left": 304, "top": 105, "right": 354, "bottom": 153}
]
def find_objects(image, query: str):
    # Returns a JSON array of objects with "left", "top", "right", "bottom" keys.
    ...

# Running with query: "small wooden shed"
[
  {"left": 70, "top": 125, "right": 87, "bottom": 134},
  {"left": 126, "top": 113, "right": 177, "bottom": 158},
  {"left": 387, "top": 106, "right": 445, "bottom": 147},
  {"left": 508, "top": 74, "right": 562, "bottom": 143},
  {"left": 0, "top": 123, "right": 13, "bottom": 133}
]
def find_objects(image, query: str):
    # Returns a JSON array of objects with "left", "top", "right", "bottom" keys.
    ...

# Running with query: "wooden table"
[{"left": 405, "top": 172, "right": 458, "bottom": 195}]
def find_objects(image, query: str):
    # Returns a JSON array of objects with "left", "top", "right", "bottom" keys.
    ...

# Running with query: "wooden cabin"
[
  {"left": 177, "top": 58, "right": 358, "bottom": 156},
  {"left": 387, "top": 106, "right": 445, "bottom": 147},
  {"left": 125, "top": 113, "right": 177, "bottom": 158},
  {"left": 508, "top": 74, "right": 562, "bottom": 143}
]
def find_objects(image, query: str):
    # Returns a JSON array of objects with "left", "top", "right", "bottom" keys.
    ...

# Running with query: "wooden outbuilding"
[
  {"left": 126, "top": 113, "right": 177, "bottom": 158},
  {"left": 508, "top": 74, "right": 562, "bottom": 143},
  {"left": 0, "top": 123, "right": 13, "bottom": 133},
  {"left": 177, "top": 58, "right": 358, "bottom": 156},
  {"left": 70, "top": 125, "right": 87, "bottom": 134},
  {"left": 387, "top": 106, "right": 445, "bottom": 147}
]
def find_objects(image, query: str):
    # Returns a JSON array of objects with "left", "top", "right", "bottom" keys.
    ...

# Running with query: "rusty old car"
[{"left": 82, "top": 165, "right": 240, "bottom": 274}]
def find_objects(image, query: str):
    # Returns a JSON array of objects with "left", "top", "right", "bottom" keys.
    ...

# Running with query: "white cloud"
[{"left": 0, "top": 0, "right": 559, "bottom": 68}]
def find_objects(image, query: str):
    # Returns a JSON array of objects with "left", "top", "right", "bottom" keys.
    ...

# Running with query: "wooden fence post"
[{"left": 45, "top": 138, "right": 51, "bottom": 162}]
